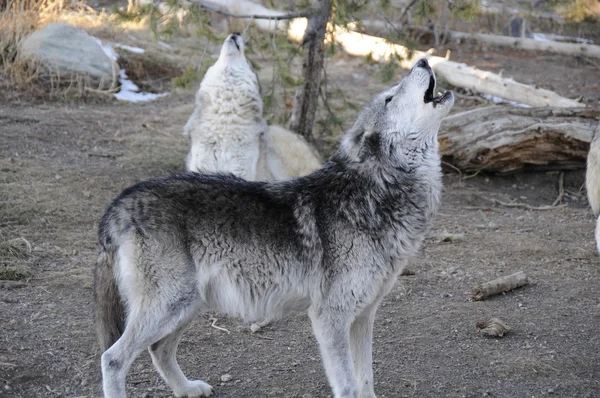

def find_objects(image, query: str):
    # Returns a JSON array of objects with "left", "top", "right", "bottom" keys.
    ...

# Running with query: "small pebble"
[{"left": 220, "top": 374, "right": 232, "bottom": 382}]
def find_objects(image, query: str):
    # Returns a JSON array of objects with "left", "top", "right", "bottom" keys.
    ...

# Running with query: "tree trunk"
[
  {"left": 439, "top": 106, "right": 600, "bottom": 172},
  {"left": 289, "top": 0, "right": 332, "bottom": 143}
]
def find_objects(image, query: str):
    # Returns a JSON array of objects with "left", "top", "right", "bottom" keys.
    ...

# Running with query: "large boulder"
[{"left": 19, "top": 22, "right": 118, "bottom": 89}]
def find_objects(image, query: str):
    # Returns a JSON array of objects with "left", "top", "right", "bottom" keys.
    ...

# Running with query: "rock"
[
  {"left": 220, "top": 374, "right": 232, "bottom": 382},
  {"left": 19, "top": 23, "right": 118, "bottom": 89}
]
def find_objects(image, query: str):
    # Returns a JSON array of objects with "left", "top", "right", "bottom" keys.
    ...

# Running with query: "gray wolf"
[
  {"left": 586, "top": 122, "right": 600, "bottom": 253},
  {"left": 184, "top": 33, "right": 321, "bottom": 180},
  {"left": 94, "top": 58, "right": 454, "bottom": 398}
]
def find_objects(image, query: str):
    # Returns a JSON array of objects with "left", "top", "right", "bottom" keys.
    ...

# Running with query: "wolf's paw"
[
  {"left": 358, "top": 390, "right": 377, "bottom": 398},
  {"left": 174, "top": 380, "right": 213, "bottom": 397}
]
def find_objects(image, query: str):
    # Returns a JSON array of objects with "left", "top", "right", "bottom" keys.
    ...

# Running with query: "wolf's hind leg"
[
  {"left": 149, "top": 320, "right": 213, "bottom": 397},
  {"left": 101, "top": 299, "right": 208, "bottom": 398},
  {"left": 309, "top": 307, "right": 358, "bottom": 398}
]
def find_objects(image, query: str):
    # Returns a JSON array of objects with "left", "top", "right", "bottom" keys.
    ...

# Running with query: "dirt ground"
[{"left": 1, "top": 40, "right": 600, "bottom": 398}]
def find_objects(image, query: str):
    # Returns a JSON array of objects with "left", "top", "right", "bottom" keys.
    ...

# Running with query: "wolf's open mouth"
[
  {"left": 231, "top": 38, "right": 240, "bottom": 51},
  {"left": 424, "top": 74, "right": 450, "bottom": 105}
]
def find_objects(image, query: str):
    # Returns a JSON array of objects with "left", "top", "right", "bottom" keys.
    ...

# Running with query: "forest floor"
[{"left": 1, "top": 17, "right": 600, "bottom": 398}]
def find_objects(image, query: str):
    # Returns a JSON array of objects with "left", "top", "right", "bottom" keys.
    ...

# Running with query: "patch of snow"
[
  {"left": 92, "top": 36, "right": 168, "bottom": 103},
  {"left": 533, "top": 32, "right": 593, "bottom": 44},
  {"left": 482, "top": 94, "right": 531, "bottom": 108},
  {"left": 158, "top": 41, "right": 173, "bottom": 50},
  {"left": 532, "top": 33, "right": 550, "bottom": 42},
  {"left": 114, "top": 69, "right": 169, "bottom": 103},
  {"left": 93, "top": 37, "right": 118, "bottom": 62},
  {"left": 115, "top": 44, "right": 145, "bottom": 54}
]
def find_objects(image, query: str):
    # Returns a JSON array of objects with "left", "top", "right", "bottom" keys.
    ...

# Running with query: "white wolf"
[
  {"left": 184, "top": 33, "right": 321, "bottom": 180},
  {"left": 95, "top": 59, "right": 454, "bottom": 398},
  {"left": 586, "top": 123, "right": 600, "bottom": 253}
]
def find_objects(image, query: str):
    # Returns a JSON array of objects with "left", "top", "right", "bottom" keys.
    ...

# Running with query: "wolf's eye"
[{"left": 385, "top": 96, "right": 393, "bottom": 106}]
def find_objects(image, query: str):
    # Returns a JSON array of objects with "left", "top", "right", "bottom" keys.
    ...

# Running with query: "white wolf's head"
[
  {"left": 218, "top": 32, "right": 246, "bottom": 60},
  {"left": 334, "top": 58, "right": 454, "bottom": 168},
  {"left": 189, "top": 33, "right": 263, "bottom": 124}
]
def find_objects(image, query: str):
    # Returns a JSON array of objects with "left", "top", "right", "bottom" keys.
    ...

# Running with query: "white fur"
[
  {"left": 586, "top": 125, "right": 600, "bottom": 253},
  {"left": 185, "top": 34, "right": 321, "bottom": 181},
  {"left": 257, "top": 125, "right": 322, "bottom": 180}
]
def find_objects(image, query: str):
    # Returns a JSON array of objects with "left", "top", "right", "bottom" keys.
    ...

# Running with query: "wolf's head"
[
  {"left": 191, "top": 32, "right": 263, "bottom": 122},
  {"left": 218, "top": 32, "right": 246, "bottom": 60},
  {"left": 334, "top": 59, "right": 453, "bottom": 169}
]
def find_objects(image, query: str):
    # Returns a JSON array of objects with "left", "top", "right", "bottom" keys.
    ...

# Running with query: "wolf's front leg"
[
  {"left": 309, "top": 307, "right": 358, "bottom": 398},
  {"left": 350, "top": 304, "right": 378, "bottom": 398}
]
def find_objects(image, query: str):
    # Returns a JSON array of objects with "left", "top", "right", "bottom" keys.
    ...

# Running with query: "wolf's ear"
[
  {"left": 357, "top": 132, "right": 381, "bottom": 162},
  {"left": 332, "top": 130, "right": 380, "bottom": 163}
]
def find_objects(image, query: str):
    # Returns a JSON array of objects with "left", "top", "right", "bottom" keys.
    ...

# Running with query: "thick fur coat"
[
  {"left": 185, "top": 33, "right": 321, "bottom": 180},
  {"left": 95, "top": 59, "right": 454, "bottom": 398},
  {"left": 586, "top": 123, "right": 600, "bottom": 253}
]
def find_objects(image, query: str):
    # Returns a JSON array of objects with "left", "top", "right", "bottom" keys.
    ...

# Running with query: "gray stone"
[{"left": 19, "top": 22, "right": 118, "bottom": 89}]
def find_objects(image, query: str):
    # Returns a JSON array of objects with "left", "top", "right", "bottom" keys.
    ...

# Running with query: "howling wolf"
[
  {"left": 586, "top": 123, "right": 600, "bottom": 253},
  {"left": 95, "top": 58, "right": 454, "bottom": 398},
  {"left": 184, "top": 33, "right": 321, "bottom": 180}
]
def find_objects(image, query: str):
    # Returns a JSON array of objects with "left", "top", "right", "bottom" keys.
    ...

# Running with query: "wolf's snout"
[
  {"left": 415, "top": 58, "right": 429, "bottom": 68},
  {"left": 228, "top": 33, "right": 242, "bottom": 51}
]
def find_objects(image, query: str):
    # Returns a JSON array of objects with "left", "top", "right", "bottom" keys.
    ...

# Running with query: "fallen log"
[
  {"left": 439, "top": 106, "right": 600, "bottom": 172},
  {"left": 360, "top": 20, "right": 600, "bottom": 59},
  {"left": 196, "top": 1, "right": 583, "bottom": 108},
  {"left": 472, "top": 271, "right": 529, "bottom": 301}
]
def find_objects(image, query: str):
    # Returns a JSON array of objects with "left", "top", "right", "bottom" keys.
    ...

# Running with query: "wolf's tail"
[{"left": 94, "top": 247, "right": 125, "bottom": 352}]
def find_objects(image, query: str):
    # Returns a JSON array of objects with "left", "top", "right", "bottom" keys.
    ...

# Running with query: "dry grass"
[
  {"left": 0, "top": 237, "right": 33, "bottom": 280},
  {"left": 0, "top": 0, "right": 118, "bottom": 99}
]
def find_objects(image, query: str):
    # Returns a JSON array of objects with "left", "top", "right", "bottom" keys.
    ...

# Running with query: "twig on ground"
[
  {"left": 253, "top": 334, "right": 274, "bottom": 340},
  {"left": 472, "top": 271, "right": 528, "bottom": 301},
  {"left": 462, "top": 170, "right": 481, "bottom": 180},
  {"left": 209, "top": 317, "right": 231, "bottom": 334},
  {"left": 551, "top": 172, "right": 565, "bottom": 206},
  {"left": 88, "top": 153, "right": 117, "bottom": 159},
  {"left": 487, "top": 198, "right": 566, "bottom": 211},
  {"left": 462, "top": 206, "right": 498, "bottom": 211},
  {"left": 442, "top": 161, "right": 462, "bottom": 176}
]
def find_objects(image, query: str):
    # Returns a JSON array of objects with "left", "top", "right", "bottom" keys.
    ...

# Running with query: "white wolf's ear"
[{"left": 331, "top": 130, "right": 381, "bottom": 164}]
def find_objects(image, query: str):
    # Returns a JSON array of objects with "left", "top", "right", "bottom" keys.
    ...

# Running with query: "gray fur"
[
  {"left": 586, "top": 122, "right": 600, "bottom": 253},
  {"left": 94, "top": 59, "right": 454, "bottom": 398}
]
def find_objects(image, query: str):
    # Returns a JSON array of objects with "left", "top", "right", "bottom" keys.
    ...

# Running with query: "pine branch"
[{"left": 397, "top": 0, "right": 419, "bottom": 24}]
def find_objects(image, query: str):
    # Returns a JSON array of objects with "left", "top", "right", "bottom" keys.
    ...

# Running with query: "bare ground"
[{"left": 1, "top": 44, "right": 600, "bottom": 398}]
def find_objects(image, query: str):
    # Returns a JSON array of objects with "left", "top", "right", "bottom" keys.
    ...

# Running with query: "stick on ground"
[{"left": 472, "top": 271, "right": 529, "bottom": 301}]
